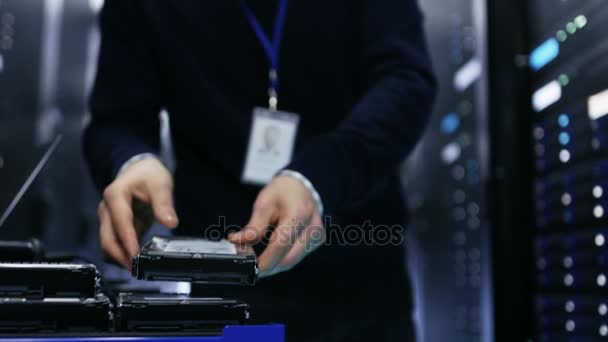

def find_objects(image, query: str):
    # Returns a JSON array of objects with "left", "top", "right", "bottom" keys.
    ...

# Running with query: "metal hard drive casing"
[
  {"left": 0, "top": 294, "right": 112, "bottom": 333},
  {"left": 0, "top": 263, "right": 100, "bottom": 298},
  {"left": 115, "top": 293, "right": 250, "bottom": 332},
  {"left": 132, "top": 236, "right": 258, "bottom": 286}
]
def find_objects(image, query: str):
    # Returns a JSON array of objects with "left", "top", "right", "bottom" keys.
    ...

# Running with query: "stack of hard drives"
[
  {"left": 117, "top": 235, "right": 257, "bottom": 333},
  {"left": 0, "top": 247, "right": 111, "bottom": 333},
  {"left": 0, "top": 236, "right": 258, "bottom": 335}
]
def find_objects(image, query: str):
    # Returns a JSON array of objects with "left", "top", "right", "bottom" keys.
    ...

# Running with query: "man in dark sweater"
[{"left": 84, "top": 0, "right": 435, "bottom": 340}]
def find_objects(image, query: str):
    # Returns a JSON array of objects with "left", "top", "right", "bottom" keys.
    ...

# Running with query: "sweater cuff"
[
  {"left": 284, "top": 135, "right": 346, "bottom": 216},
  {"left": 276, "top": 169, "right": 324, "bottom": 217},
  {"left": 107, "top": 144, "right": 160, "bottom": 183},
  {"left": 117, "top": 153, "right": 165, "bottom": 177}
]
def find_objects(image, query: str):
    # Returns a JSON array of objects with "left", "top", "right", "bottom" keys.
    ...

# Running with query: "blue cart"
[{"left": 0, "top": 325, "right": 284, "bottom": 342}]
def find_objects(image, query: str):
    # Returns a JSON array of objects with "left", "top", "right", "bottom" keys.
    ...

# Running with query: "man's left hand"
[{"left": 229, "top": 175, "right": 325, "bottom": 278}]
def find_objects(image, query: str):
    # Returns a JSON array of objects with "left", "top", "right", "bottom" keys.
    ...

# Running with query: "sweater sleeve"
[
  {"left": 285, "top": 0, "right": 437, "bottom": 215},
  {"left": 83, "top": 0, "right": 162, "bottom": 191}
]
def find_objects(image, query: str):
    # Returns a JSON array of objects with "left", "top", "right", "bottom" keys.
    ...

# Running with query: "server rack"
[
  {"left": 526, "top": 0, "right": 608, "bottom": 340},
  {"left": 489, "top": 0, "right": 608, "bottom": 340},
  {"left": 403, "top": 0, "right": 492, "bottom": 341}
]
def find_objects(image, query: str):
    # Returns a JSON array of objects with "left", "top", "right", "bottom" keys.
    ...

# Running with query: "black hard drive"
[
  {"left": 115, "top": 293, "right": 250, "bottom": 332},
  {"left": 132, "top": 236, "right": 258, "bottom": 286},
  {"left": 0, "top": 263, "right": 100, "bottom": 298},
  {"left": 0, "top": 239, "right": 44, "bottom": 262},
  {"left": 0, "top": 294, "right": 112, "bottom": 333}
]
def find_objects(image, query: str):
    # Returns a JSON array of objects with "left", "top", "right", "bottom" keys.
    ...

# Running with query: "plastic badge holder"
[
  {"left": 0, "top": 263, "right": 100, "bottom": 298},
  {"left": 0, "top": 294, "right": 112, "bottom": 333},
  {"left": 132, "top": 236, "right": 258, "bottom": 286},
  {"left": 115, "top": 293, "right": 250, "bottom": 332}
]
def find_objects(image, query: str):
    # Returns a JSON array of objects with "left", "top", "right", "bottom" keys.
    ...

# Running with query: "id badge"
[{"left": 242, "top": 107, "right": 300, "bottom": 185}]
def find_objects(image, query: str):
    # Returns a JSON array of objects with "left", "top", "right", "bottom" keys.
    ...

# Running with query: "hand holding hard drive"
[
  {"left": 98, "top": 158, "right": 179, "bottom": 269},
  {"left": 229, "top": 175, "right": 326, "bottom": 278}
]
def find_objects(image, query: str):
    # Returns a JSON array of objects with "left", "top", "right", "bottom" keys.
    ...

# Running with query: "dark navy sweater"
[{"left": 84, "top": 0, "right": 435, "bottom": 319}]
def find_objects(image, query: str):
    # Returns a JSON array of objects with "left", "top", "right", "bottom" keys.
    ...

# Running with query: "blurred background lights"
[
  {"left": 440, "top": 112, "right": 460, "bottom": 135},
  {"left": 441, "top": 142, "right": 462, "bottom": 164},
  {"left": 597, "top": 273, "right": 607, "bottom": 287},
  {"left": 574, "top": 15, "right": 587, "bottom": 29},
  {"left": 529, "top": 38, "right": 560, "bottom": 71},
  {"left": 88, "top": 0, "right": 104, "bottom": 13},
  {"left": 566, "top": 22, "right": 576, "bottom": 34},
  {"left": 559, "top": 149, "right": 571, "bottom": 163},
  {"left": 565, "top": 300, "right": 575, "bottom": 312},
  {"left": 601, "top": 325, "right": 608, "bottom": 337},
  {"left": 594, "top": 205, "right": 604, "bottom": 219},
  {"left": 561, "top": 193, "right": 572, "bottom": 206},
  {"left": 559, "top": 132, "right": 570, "bottom": 145},
  {"left": 594, "top": 185, "right": 604, "bottom": 198},
  {"left": 564, "top": 273, "right": 574, "bottom": 286},
  {"left": 533, "top": 126, "right": 544, "bottom": 140},
  {"left": 595, "top": 234, "right": 606, "bottom": 247},
  {"left": 558, "top": 113, "right": 570, "bottom": 127},
  {"left": 565, "top": 319, "right": 576, "bottom": 332},
  {"left": 563, "top": 256, "right": 573, "bottom": 268}
]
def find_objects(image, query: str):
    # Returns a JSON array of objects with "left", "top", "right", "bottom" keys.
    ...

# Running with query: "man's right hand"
[{"left": 98, "top": 158, "right": 179, "bottom": 269}]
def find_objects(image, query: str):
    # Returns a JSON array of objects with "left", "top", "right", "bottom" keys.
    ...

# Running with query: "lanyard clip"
[
  {"left": 268, "top": 88, "right": 278, "bottom": 111},
  {"left": 268, "top": 69, "right": 279, "bottom": 111}
]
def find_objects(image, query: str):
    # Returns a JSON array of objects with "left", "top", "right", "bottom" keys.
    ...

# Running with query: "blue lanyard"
[{"left": 240, "top": 0, "right": 289, "bottom": 110}]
